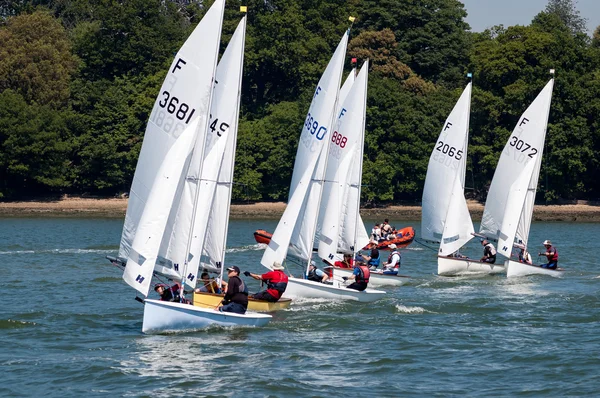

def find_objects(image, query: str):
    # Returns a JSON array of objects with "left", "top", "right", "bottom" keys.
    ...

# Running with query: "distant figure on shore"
[
  {"left": 539, "top": 240, "right": 558, "bottom": 269},
  {"left": 480, "top": 240, "right": 497, "bottom": 264}
]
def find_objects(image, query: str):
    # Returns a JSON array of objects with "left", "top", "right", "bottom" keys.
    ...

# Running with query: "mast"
[{"left": 351, "top": 59, "right": 368, "bottom": 260}]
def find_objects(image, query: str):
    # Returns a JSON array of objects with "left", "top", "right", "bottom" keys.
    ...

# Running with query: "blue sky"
[{"left": 461, "top": 0, "right": 600, "bottom": 35}]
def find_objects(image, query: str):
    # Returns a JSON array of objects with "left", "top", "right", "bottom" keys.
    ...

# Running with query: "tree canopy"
[{"left": 0, "top": 0, "right": 599, "bottom": 204}]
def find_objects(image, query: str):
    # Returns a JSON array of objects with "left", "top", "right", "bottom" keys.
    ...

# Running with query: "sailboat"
[
  {"left": 420, "top": 80, "right": 490, "bottom": 275},
  {"left": 260, "top": 30, "right": 385, "bottom": 302},
  {"left": 113, "top": 2, "right": 271, "bottom": 333},
  {"left": 492, "top": 74, "right": 564, "bottom": 278},
  {"left": 320, "top": 60, "right": 406, "bottom": 289}
]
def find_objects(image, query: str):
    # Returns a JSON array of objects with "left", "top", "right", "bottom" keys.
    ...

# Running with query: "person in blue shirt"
[
  {"left": 306, "top": 261, "right": 329, "bottom": 283},
  {"left": 361, "top": 248, "right": 380, "bottom": 270}
]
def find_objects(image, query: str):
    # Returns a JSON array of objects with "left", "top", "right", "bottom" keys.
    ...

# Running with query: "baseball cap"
[{"left": 226, "top": 265, "right": 240, "bottom": 273}]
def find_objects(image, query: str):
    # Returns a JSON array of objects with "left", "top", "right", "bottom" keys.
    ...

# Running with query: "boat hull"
[
  {"left": 253, "top": 229, "right": 272, "bottom": 245},
  {"left": 283, "top": 277, "right": 385, "bottom": 302},
  {"left": 192, "top": 292, "right": 292, "bottom": 312},
  {"left": 332, "top": 267, "right": 409, "bottom": 287},
  {"left": 505, "top": 259, "right": 565, "bottom": 278},
  {"left": 437, "top": 256, "right": 506, "bottom": 276},
  {"left": 142, "top": 299, "right": 272, "bottom": 334}
]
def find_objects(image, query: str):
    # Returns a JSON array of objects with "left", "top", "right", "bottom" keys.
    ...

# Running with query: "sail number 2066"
[
  {"left": 435, "top": 141, "right": 463, "bottom": 160},
  {"left": 158, "top": 91, "right": 196, "bottom": 123}
]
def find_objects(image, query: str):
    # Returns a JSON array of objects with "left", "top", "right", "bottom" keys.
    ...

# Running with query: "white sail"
[
  {"left": 480, "top": 79, "right": 554, "bottom": 241},
  {"left": 439, "top": 172, "right": 475, "bottom": 256},
  {"left": 201, "top": 17, "right": 246, "bottom": 279},
  {"left": 122, "top": 119, "right": 200, "bottom": 296},
  {"left": 261, "top": 30, "right": 348, "bottom": 268},
  {"left": 497, "top": 158, "right": 537, "bottom": 258},
  {"left": 421, "top": 83, "right": 472, "bottom": 243},
  {"left": 318, "top": 61, "right": 369, "bottom": 260},
  {"left": 119, "top": 0, "right": 225, "bottom": 261},
  {"left": 316, "top": 68, "right": 356, "bottom": 242}
]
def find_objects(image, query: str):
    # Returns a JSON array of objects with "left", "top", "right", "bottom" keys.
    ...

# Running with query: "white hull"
[
  {"left": 142, "top": 299, "right": 271, "bottom": 334},
  {"left": 332, "top": 267, "right": 409, "bottom": 287},
  {"left": 505, "top": 259, "right": 565, "bottom": 278},
  {"left": 283, "top": 277, "right": 385, "bottom": 302},
  {"left": 437, "top": 256, "right": 506, "bottom": 276}
]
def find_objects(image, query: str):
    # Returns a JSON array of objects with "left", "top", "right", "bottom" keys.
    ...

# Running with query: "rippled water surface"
[{"left": 1, "top": 217, "right": 599, "bottom": 397}]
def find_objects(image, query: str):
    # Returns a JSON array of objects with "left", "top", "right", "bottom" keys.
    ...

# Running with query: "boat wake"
[
  {"left": 226, "top": 244, "right": 266, "bottom": 253},
  {"left": 395, "top": 304, "right": 428, "bottom": 314}
]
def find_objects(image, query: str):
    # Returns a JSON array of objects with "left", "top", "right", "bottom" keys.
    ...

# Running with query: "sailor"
[
  {"left": 381, "top": 219, "right": 393, "bottom": 239},
  {"left": 154, "top": 283, "right": 182, "bottom": 302},
  {"left": 244, "top": 261, "right": 288, "bottom": 302},
  {"left": 382, "top": 244, "right": 401, "bottom": 275},
  {"left": 518, "top": 248, "right": 533, "bottom": 265},
  {"left": 480, "top": 239, "right": 497, "bottom": 263},
  {"left": 361, "top": 247, "right": 381, "bottom": 270},
  {"left": 220, "top": 266, "right": 248, "bottom": 314},
  {"left": 194, "top": 272, "right": 221, "bottom": 294},
  {"left": 306, "top": 260, "right": 329, "bottom": 283},
  {"left": 539, "top": 240, "right": 558, "bottom": 269},
  {"left": 371, "top": 223, "right": 382, "bottom": 243},
  {"left": 342, "top": 263, "right": 370, "bottom": 291}
]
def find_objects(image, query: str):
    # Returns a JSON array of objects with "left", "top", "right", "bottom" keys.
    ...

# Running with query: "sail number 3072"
[
  {"left": 509, "top": 136, "right": 537, "bottom": 158},
  {"left": 158, "top": 91, "right": 196, "bottom": 123}
]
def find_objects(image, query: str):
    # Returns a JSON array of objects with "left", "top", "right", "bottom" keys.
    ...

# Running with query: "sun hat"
[
  {"left": 309, "top": 260, "right": 316, "bottom": 267},
  {"left": 388, "top": 244, "right": 397, "bottom": 249},
  {"left": 543, "top": 240, "right": 552, "bottom": 246},
  {"left": 272, "top": 261, "right": 285, "bottom": 270}
]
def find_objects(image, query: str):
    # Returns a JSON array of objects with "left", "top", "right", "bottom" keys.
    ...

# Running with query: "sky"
[{"left": 461, "top": 0, "right": 600, "bottom": 35}]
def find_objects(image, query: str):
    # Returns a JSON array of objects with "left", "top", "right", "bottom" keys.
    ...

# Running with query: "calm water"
[{"left": 1, "top": 217, "right": 599, "bottom": 397}]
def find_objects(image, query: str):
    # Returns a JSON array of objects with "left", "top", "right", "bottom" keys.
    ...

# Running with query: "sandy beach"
[{"left": 0, "top": 197, "right": 599, "bottom": 221}]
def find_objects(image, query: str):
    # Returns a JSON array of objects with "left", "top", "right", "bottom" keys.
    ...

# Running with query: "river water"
[{"left": 1, "top": 217, "right": 599, "bottom": 397}]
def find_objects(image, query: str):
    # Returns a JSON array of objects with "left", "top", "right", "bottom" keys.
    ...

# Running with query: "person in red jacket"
[
  {"left": 245, "top": 261, "right": 289, "bottom": 302},
  {"left": 539, "top": 240, "right": 558, "bottom": 269}
]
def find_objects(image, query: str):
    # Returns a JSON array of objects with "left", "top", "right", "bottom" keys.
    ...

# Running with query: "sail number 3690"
[
  {"left": 304, "top": 112, "right": 327, "bottom": 140},
  {"left": 509, "top": 136, "right": 537, "bottom": 158},
  {"left": 435, "top": 141, "right": 463, "bottom": 160},
  {"left": 158, "top": 91, "right": 196, "bottom": 123}
]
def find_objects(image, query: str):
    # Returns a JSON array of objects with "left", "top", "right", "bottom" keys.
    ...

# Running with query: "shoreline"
[{"left": 0, "top": 198, "right": 599, "bottom": 222}]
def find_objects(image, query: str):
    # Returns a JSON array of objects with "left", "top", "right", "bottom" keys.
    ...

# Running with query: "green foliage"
[
  {"left": 0, "top": 0, "right": 599, "bottom": 205},
  {"left": 0, "top": 10, "right": 77, "bottom": 107}
]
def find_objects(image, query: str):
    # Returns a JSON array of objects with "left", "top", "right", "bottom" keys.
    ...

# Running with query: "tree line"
[{"left": 1, "top": 0, "right": 599, "bottom": 203}]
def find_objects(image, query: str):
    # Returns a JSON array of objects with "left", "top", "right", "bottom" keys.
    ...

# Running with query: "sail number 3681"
[
  {"left": 509, "top": 136, "right": 537, "bottom": 158},
  {"left": 435, "top": 141, "right": 463, "bottom": 160},
  {"left": 158, "top": 91, "right": 196, "bottom": 123}
]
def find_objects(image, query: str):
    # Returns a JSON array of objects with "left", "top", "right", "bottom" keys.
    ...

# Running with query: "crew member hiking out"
[{"left": 244, "top": 261, "right": 288, "bottom": 302}]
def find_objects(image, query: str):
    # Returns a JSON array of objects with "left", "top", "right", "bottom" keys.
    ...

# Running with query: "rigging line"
[{"left": 412, "top": 238, "right": 439, "bottom": 253}]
